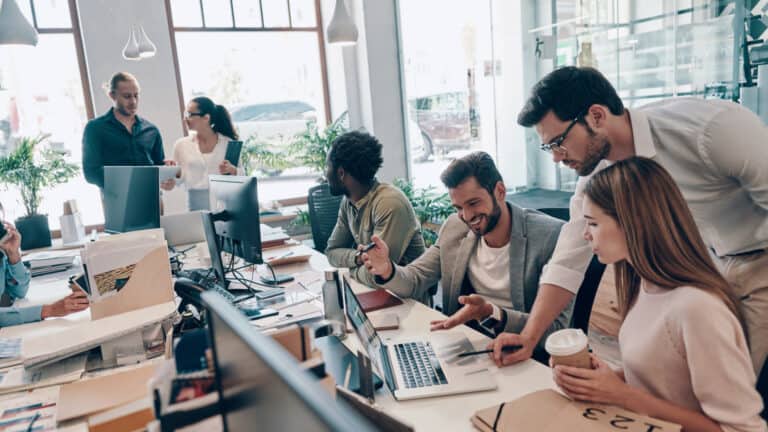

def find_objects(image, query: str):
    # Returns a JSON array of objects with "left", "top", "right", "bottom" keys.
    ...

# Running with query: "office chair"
[{"left": 307, "top": 184, "right": 343, "bottom": 253}]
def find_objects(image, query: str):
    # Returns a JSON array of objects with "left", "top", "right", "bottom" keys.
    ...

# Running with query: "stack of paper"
[
  {"left": 260, "top": 224, "right": 290, "bottom": 249},
  {"left": 80, "top": 229, "right": 166, "bottom": 302},
  {"left": 0, "top": 353, "right": 86, "bottom": 394},
  {"left": 23, "top": 250, "right": 79, "bottom": 277}
]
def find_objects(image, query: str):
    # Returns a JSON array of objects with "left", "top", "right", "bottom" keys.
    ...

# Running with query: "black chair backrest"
[
  {"left": 307, "top": 184, "right": 343, "bottom": 253},
  {"left": 536, "top": 206, "right": 606, "bottom": 335}
]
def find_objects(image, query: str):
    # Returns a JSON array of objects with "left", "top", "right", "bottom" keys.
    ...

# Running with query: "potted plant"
[
  {"left": 288, "top": 112, "right": 348, "bottom": 182},
  {"left": 240, "top": 135, "right": 289, "bottom": 177},
  {"left": 0, "top": 134, "right": 79, "bottom": 250},
  {"left": 393, "top": 178, "right": 455, "bottom": 247}
]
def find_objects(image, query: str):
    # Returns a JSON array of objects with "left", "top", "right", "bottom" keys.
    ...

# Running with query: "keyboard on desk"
[
  {"left": 175, "top": 269, "right": 283, "bottom": 303},
  {"left": 394, "top": 341, "right": 448, "bottom": 389}
]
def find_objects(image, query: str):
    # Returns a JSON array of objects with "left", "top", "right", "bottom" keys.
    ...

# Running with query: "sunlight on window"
[{"left": 0, "top": 35, "right": 96, "bottom": 229}]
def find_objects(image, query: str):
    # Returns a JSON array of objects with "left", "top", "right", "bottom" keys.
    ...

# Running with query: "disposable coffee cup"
[{"left": 545, "top": 329, "right": 591, "bottom": 369}]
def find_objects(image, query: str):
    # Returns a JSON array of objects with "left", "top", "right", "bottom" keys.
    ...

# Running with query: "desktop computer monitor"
[
  {"left": 203, "top": 291, "right": 376, "bottom": 432},
  {"left": 209, "top": 175, "right": 262, "bottom": 264},
  {"left": 103, "top": 166, "right": 161, "bottom": 233}
]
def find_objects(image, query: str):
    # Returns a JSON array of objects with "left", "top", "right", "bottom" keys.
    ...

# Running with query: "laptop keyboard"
[{"left": 394, "top": 342, "right": 448, "bottom": 389}]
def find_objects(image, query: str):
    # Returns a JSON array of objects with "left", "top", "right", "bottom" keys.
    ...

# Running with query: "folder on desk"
[
  {"left": 357, "top": 289, "right": 403, "bottom": 313},
  {"left": 471, "top": 390, "right": 681, "bottom": 432},
  {"left": 57, "top": 362, "right": 158, "bottom": 422}
]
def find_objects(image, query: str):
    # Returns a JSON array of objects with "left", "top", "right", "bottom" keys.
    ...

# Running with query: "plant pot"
[{"left": 15, "top": 214, "right": 52, "bottom": 251}]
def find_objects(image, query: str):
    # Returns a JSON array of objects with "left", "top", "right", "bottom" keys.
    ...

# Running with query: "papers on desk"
[
  {"left": 18, "top": 302, "right": 176, "bottom": 368},
  {"left": 0, "top": 353, "right": 86, "bottom": 395},
  {"left": 23, "top": 249, "right": 79, "bottom": 277},
  {"left": 0, "top": 386, "right": 59, "bottom": 431},
  {"left": 81, "top": 229, "right": 166, "bottom": 301}
]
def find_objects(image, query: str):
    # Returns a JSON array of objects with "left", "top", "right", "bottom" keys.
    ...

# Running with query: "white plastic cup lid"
[{"left": 545, "top": 328, "right": 588, "bottom": 357}]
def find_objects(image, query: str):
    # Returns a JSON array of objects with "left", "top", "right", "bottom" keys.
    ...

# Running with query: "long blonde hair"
[{"left": 584, "top": 157, "right": 741, "bottom": 322}]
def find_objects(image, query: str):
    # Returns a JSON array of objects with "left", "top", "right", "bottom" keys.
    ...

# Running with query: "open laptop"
[
  {"left": 342, "top": 275, "right": 496, "bottom": 401},
  {"left": 161, "top": 211, "right": 205, "bottom": 247}
]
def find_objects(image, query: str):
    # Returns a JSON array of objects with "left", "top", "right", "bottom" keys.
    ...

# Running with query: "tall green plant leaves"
[
  {"left": 0, "top": 134, "right": 79, "bottom": 216},
  {"left": 288, "top": 112, "right": 348, "bottom": 181}
]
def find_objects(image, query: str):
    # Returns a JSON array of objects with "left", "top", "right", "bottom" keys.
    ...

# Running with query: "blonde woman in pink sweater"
[{"left": 552, "top": 157, "right": 765, "bottom": 432}]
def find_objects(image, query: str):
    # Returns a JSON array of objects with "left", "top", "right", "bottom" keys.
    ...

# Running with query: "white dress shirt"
[{"left": 541, "top": 98, "right": 768, "bottom": 294}]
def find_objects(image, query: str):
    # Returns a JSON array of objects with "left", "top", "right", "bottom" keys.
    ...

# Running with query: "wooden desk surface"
[{"left": 8, "top": 241, "right": 557, "bottom": 432}]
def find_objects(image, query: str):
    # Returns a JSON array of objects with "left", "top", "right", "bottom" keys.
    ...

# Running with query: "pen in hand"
[{"left": 457, "top": 345, "right": 523, "bottom": 358}]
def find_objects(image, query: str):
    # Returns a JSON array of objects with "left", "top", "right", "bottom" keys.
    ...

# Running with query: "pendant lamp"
[
  {"left": 122, "top": 25, "right": 140, "bottom": 60},
  {"left": 327, "top": 0, "right": 358, "bottom": 45},
  {"left": 0, "top": 0, "right": 39, "bottom": 46}
]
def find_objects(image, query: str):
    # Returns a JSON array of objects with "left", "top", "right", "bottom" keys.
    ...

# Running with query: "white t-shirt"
[{"left": 467, "top": 236, "right": 513, "bottom": 310}]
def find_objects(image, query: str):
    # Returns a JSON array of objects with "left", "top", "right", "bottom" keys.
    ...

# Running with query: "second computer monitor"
[
  {"left": 103, "top": 166, "right": 161, "bottom": 233},
  {"left": 208, "top": 175, "right": 262, "bottom": 264},
  {"left": 203, "top": 291, "right": 375, "bottom": 432}
]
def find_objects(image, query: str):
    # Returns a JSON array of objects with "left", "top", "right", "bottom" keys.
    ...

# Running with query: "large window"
[
  {"left": 531, "top": 0, "right": 738, "bottom": 191},
  {"left": 398, "top": 0, "right": 529, "bottom": 191},
  {"left": 169, "top": 0, "right": 331, "bottom": 202},
  {"left": 0, "top": 0, "right": 94, "bottom": 229}
]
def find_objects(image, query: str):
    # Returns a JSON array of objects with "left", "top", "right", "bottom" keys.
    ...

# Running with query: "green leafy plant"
[
  {"left": 241, "top": 135, "right": 289, "bottom": 176},
  {"left": 0, "top": 134, "right": 78, "bottom": 216},
  {"left": 288, "top": 112, "right": 349, "bottom": 181},
  {"left": 393, "top": 178, "right": 455, "bottom": 247}
]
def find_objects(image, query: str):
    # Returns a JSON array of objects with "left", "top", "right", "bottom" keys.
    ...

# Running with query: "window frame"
[
  {"left": 164, "top": 0, "right": 332, "bottom": 134},
  {"left": 7, "top": 0, "right": 98, "bottom": 238}
]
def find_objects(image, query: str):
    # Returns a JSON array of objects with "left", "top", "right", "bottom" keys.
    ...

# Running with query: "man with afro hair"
[{"left": 324, "top": 131, "right": 427, "bottom": 301}]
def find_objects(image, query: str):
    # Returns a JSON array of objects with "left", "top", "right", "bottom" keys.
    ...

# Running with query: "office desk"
[{"left": 344, "top": 278, "right": 558, "bottom": 431}]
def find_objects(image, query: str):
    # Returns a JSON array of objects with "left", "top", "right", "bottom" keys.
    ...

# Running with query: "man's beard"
[
  {"left": 328, "top": 182, "right": 346, "bottom": 196},
  {"left": 576, "top": 132, "right": 611, "bottom": 176},
  {"left": 467, "top": 195, "right": 502, "bottom": 236}
]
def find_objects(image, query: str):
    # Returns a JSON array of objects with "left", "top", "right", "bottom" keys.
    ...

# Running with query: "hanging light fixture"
[
  {"left": 122, "top": 25, "right": 140, "bottom": 60},
  {"left": 327, "top": 0, "right": 358, "bottom": 45},
  {"left": 136, "top": 24, "right": 156, "bottom": 58},
  {"left": 0, "top": 0, "right": 39, "bottom": 46}
]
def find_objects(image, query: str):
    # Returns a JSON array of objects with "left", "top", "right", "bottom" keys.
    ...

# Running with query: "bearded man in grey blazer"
[{"left": 362, "top": 152, "right": 571, "bottom": 361}]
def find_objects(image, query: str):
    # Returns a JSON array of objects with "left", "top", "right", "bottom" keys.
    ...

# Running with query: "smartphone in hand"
[{"left": 68, "top": 273, "right": 91, "bottom": 296}]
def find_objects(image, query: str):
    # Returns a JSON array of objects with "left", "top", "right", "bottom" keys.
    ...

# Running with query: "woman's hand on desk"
[
  {"left": 430, "top": 294, "right": 493, "bottom": 331},
  {"left": 41, "top": 291, "right": 90, "bottom": 319}
]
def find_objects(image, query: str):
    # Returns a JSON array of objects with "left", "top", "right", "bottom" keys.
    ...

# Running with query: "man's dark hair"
[
  {"left": 328, "top": 131, "right": 383, "bottom": 184},
  {"left": 517, "top": 66, "right": 624, "bottom": 127},
  {"left": 440, "top": 151, "right": 503, "bottom": 196}
]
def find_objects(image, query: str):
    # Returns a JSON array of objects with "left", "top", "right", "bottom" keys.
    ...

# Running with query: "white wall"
[
  {"left": 341, "top": 0, "right": 409, "bottom": 182},
  {"left": 76, "top": 0, "right": 186, "bottom": 213}
]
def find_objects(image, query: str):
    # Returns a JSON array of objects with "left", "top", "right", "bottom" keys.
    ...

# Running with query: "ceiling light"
[{"left": 327, "top": 0, "right": 358, "bottom": 45}]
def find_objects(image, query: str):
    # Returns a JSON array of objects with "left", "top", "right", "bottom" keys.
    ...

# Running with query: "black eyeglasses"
[
  {"left": 185, "top": 112, "right": 204, "bottom": 118},
  {"left": 540, "top": 117, "right": 580, "bottom": 154}
]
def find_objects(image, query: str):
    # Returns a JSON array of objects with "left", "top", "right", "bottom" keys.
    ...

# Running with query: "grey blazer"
[{"left": 378, "top": 202, "right": 573, "bottom": 345}]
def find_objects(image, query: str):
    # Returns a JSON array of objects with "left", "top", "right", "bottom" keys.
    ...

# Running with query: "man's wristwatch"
[{"left": 479, "top": 304, "right": 506, "bottom": 334}]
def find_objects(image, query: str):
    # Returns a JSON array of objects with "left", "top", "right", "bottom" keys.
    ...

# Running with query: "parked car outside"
[
  {"left": 408, "top": 91, "right": 471, "bottom": 157},
  {"left": 231, "top": 100, "right": 317, "bottom": 148}
]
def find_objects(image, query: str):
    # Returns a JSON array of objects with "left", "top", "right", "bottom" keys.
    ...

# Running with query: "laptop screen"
[{"left": 343, "top": 276, "right": 396, "bottom": 391}]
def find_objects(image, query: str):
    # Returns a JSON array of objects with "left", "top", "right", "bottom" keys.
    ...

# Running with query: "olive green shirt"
[{"left": 325, "top": 181, "right": 426, "bottom": 289}]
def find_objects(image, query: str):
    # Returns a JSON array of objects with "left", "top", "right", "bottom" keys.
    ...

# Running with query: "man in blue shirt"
[
  {"left": 82, "top": 72, "right": 165, "bottom": 189},
  {"left": 0, "top": 221, "right": 89, "bottom": 326}
]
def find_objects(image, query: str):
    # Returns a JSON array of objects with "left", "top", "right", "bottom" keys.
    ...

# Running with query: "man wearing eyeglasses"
[
  {"left": 489, "top": 66, "right": 768, "bottom": 376},
  {"left": 82, "top": 72, "right": 165, "bottom": 189}
]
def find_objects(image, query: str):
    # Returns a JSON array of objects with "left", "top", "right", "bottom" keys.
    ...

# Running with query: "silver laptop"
[
  {"left": 161, "top": 211, "right": 206, "bottom": 247},
  {"left": 342, "top": 275, "right": 496, "bottom": 401}
]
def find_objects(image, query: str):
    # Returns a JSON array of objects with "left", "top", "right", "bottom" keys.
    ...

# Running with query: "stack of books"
[{"left": 22, "top": 250, "right": 79, "bottom": 277}]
